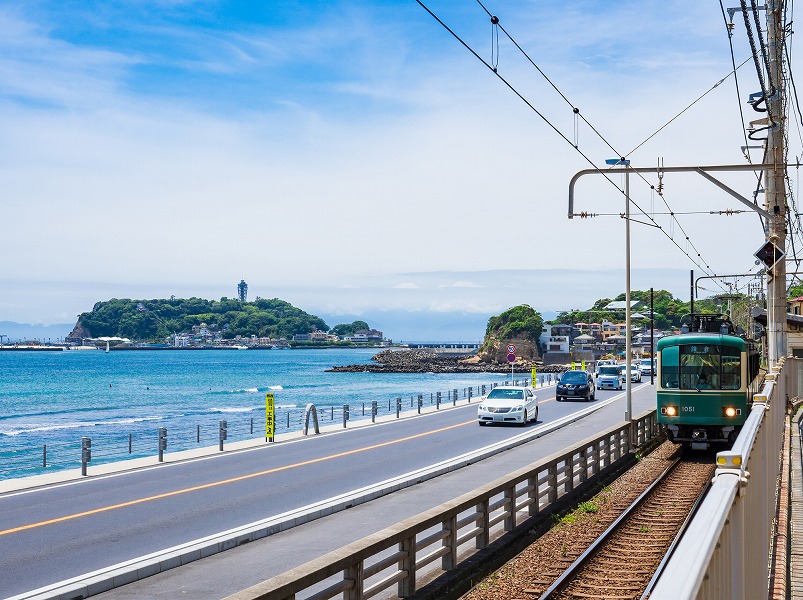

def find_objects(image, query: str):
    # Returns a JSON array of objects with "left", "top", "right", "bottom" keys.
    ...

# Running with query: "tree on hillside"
[
  {"left": 330, "top": 321, "right": 370, "bottom": 337},
  {"left": 485, "top": 305, "right": 543, "bottom": 340}
]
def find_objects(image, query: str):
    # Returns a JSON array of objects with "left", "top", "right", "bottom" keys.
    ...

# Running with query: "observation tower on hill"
[{"left": 237, "top": 279, "right": 248, "bottom": 303}]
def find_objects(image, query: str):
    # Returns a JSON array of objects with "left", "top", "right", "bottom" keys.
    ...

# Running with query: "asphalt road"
[{"left": 0, "top": 381, "right": 657, "bottom": 599}]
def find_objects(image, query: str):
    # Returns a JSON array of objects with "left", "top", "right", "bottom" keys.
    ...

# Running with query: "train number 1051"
[{"left": 682, "top": 406, "right": 695, "bottom": 412}]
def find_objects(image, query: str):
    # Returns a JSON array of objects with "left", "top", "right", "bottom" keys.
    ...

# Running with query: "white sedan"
[
  {"left": 477, "top": 386, "right": 538, "bottom": 426},
  {"left": 622, "top": 364, "right": 642, "bottom": 382}
]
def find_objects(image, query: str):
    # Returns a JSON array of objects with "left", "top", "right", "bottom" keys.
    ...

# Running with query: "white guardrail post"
[{"left": 651, "top": 359, "right": 792, "bottom": 600}]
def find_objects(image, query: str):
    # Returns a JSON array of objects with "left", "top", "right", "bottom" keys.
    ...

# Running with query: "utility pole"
[{"left": 766, "top": 1, "right": 788, "bottom": 366}]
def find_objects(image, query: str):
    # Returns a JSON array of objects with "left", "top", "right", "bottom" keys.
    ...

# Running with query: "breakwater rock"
[{"left": 326, "top": 349, "right": 568, "bottom": 374}]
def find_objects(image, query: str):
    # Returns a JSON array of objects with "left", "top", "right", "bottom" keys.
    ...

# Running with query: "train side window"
[
  {"left": 721, "top": 347, "right": 741, "bottom": 390},
  {"left": 661, "top": 346, "right": 679, "bottom": 388}
]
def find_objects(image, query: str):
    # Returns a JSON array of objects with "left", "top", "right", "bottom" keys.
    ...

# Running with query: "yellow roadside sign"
[
  {"left": 531, "top": 367, "right": 537, "bottom": 386},
  {"left": 266, "top": 393, "right": 275, "bottom": 441}
]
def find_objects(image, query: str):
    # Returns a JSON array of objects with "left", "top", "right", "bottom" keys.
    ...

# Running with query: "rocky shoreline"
[{"left": 326, "top": 349, "right": 568, "bottom": 374}]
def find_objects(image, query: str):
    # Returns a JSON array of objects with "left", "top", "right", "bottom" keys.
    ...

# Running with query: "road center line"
[{"left": 0, "top": 419, "right": 475, "bottom": 538}]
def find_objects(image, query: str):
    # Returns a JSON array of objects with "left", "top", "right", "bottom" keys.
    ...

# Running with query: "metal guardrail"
[
  {"left": 650, "top": 357, "right": 792, "bottom": 600},
  {"left": 4, "top": 378, "right": 566, "bottom": 480},
  {"left": 223, "top": 410, "right": 660, "bottom": 600}
]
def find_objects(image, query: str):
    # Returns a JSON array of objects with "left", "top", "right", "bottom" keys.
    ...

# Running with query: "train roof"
[{"left": 656, "top": 333, "right": 748, "bottom": 351}]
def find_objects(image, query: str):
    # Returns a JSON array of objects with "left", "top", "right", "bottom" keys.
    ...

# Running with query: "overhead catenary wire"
[
  {"left": 472, "top": 0, "right": 730, "bottom": 282},
  {"left": 464, "top": 1, "right": 726, "bottom": 286}
]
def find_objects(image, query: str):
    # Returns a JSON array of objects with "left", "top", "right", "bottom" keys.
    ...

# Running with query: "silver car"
[{"left": 477, "top": 386, "right": 538, "bottom": 426}]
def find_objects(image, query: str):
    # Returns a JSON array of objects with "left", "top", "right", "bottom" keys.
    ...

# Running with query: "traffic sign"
[
  {"left": 507, "top": 353, "right": 516, "bottom": 363},
  {"left": 507, "top": 344, "right": 516, "bottom": 353},
  {"left": 266, "top": 393, "right": 275, "bottom": 441},
  {"left": 754, "top": 241, "right": 785, "bottom": 268}
]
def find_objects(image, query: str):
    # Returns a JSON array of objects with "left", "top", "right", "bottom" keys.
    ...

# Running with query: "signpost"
[
  {"left": 266, "top": 392, "right": 275, "bottom": 442},
  {"left": 754, "top": 240, "right": 785, "bottom": 269},
  {"left": 507, "top": 344, "right": 516, "bottom": 378}
]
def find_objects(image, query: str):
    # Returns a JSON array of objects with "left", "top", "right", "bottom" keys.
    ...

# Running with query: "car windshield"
[
  {"left": 599, "top": 366, "right": 620, "bottom": 376},
  {"left": 561, "top": 371, "right": 587, "bottom": 383},
  {"left": 486, "top": 388, "right": 524, "bottom": 400}
]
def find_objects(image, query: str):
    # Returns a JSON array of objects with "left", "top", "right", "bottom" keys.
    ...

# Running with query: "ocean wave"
[
  {"left": 210, "top": 387, "right": 260, "bottom": 395},
  {"left": 268, "top": 385, "right": 283, "bottom": 391},
  {"left": 0, "top": 415, "right": 168, "bottom": 437},
  {"left": 0, "top": 406, "right": 127, "bottom": 421},
  {"left": 207, "top": 406, "right": 255, "bottom": 414},
  {"left": 104, "top": 416, "right": 165, "bottom": 426}
]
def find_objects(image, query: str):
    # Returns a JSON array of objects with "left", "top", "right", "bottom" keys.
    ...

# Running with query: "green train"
[{"left": 656, "top": 314, "right": 761, "bottom": 449}]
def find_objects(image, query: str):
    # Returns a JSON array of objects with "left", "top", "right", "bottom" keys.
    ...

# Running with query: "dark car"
[{"left": 556, "top": 370, "right": 596, "bottom": 401}]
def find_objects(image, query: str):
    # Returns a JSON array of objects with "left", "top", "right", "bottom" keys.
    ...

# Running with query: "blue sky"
[{"left": 0, "top": 1, "right": 796, "bottom": 340}]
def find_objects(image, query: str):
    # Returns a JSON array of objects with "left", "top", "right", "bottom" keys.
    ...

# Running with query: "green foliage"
[
  {"left": 329, "top": 320, "right": 370, "bottom": 337},
  {"left": 77, "top": 297, "right": 330, "bottom": 342},
  {"left": 552, "top": 289, "right": 721, "bottom": 330},
  {"left": 485, "top": 305, "right": 543, "bottom": 341}
]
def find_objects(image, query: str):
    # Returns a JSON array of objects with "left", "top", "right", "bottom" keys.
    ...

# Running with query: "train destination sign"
[{"left": 754, "top": 241, "right": 785, "bottom": 268}]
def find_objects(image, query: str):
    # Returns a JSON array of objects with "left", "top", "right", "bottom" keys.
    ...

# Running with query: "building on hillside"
[
  {"left": 550, "top": 323, "right": 573, "bottom": 341},
  {"left": 604, "top": 300, "right": 645, "bottom": 312},
  {"left": 572, "top": 334, "right": 595, "bottom": 351}
]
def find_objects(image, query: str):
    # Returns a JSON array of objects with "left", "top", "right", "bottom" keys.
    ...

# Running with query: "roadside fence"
[{"left": 2, "top": 374, "right": 566, "bottom": 480}]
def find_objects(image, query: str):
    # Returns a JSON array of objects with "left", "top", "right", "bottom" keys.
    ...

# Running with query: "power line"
[{"left": 463, "top": 2, "right": 725, "bottom": 284}]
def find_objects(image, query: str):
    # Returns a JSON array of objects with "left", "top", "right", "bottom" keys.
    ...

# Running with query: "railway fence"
[{"left": 650, "top": 357, "right": 795, "bottom": 600}]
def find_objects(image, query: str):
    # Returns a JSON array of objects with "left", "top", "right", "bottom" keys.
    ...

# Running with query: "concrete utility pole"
[{"left": 766, "top": 0, "right": 788, "bottom": 366}]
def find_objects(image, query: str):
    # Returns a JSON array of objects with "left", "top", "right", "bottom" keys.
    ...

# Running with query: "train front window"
[
  {"left": 680, "top": 344, "right": 721, "bottom": 390},
  {"left": 661, "top": 346, "right": 679, "bottom": 388}
]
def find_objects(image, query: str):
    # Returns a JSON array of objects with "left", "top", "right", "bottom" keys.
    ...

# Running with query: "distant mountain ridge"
[{"left": 0, "top": 321, "right": 74, "bottom": 342}]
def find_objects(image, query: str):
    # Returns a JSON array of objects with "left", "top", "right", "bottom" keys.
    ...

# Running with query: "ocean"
[{"left": 0, "top": 348, "right": 522, "bottom": 480}]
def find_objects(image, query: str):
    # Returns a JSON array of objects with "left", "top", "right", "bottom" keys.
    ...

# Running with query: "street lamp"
[{"left": 606, "top": 158, "right": 633, "bottom": 425}]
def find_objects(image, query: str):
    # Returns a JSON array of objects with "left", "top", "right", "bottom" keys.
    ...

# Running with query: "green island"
[{"left": 65, "top": 297, "right": 378, "bottom": 348}]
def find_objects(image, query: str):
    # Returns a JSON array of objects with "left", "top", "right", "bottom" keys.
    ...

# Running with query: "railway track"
[{"left": 538, "top": 455, "right": 714, "bottom": 600}]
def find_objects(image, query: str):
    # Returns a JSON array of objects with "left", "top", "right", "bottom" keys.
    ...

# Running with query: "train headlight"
[
  {"left": 661, "top": 406, "right": 678, "bottom": 417},
  {"left": 722, "top": 407, "right": 742, "bottom": 417}
]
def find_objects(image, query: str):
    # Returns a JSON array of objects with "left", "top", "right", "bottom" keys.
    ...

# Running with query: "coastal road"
[{"left": 0, "top": 383, "right": 656, "bottom": 599}]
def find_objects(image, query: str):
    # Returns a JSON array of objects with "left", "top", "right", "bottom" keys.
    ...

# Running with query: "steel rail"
[
  {"left": 537, "top": 456, "right": 683, "bottom": 600},
  {"left": 640, "top": 475, "right": 714, "bottom": 598}
]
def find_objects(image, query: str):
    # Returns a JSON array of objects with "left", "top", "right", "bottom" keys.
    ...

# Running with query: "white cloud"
[{"left": 0, "top": 2, "right": 791, "bottom": 328}]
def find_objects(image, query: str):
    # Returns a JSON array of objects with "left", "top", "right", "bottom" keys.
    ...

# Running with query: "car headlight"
[
  {"left": 513, "top": 405, "right": 524, "bottom": 412},
  {"left": 477, "top": 404, "right": 485, "bottom": 411}
]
